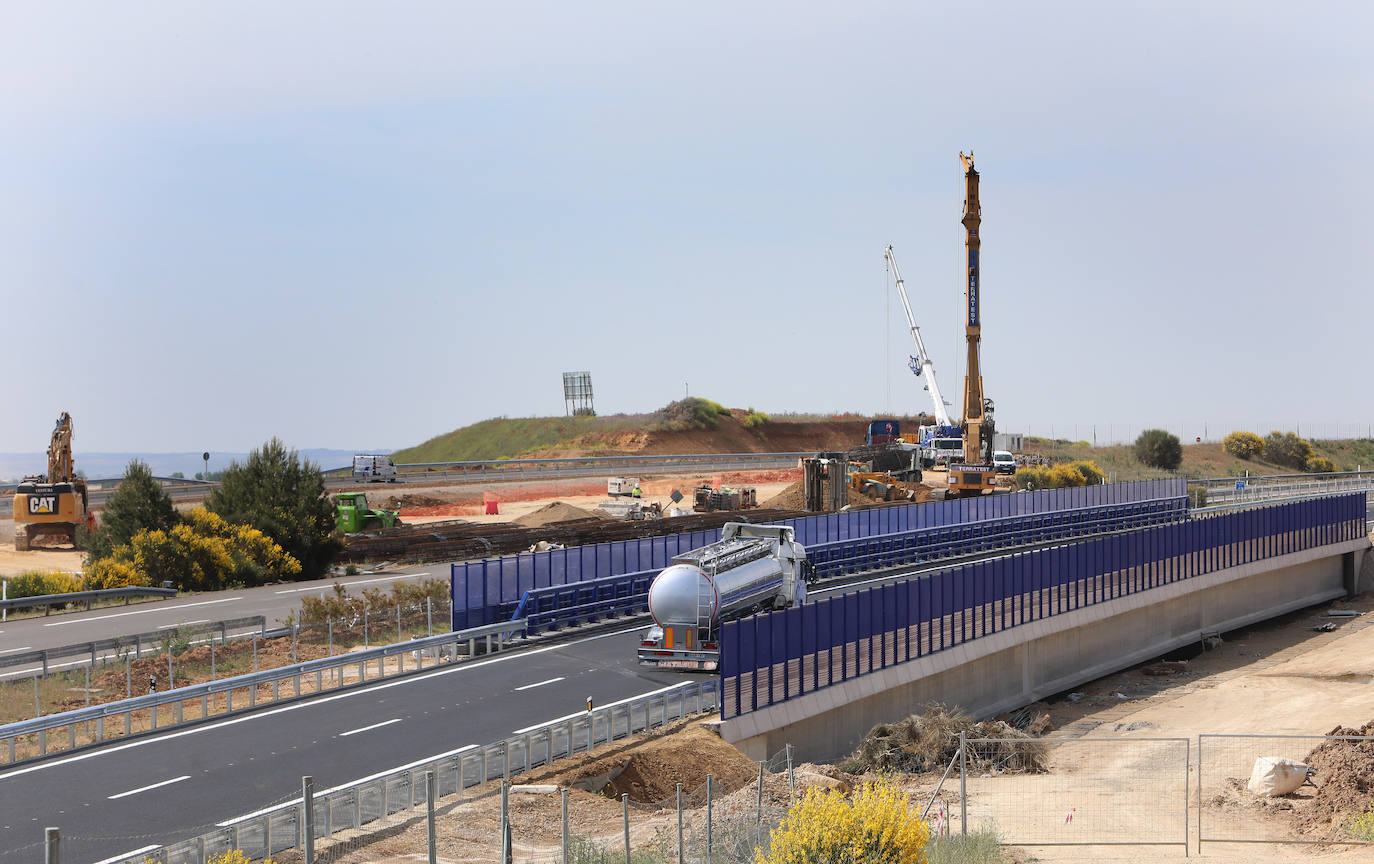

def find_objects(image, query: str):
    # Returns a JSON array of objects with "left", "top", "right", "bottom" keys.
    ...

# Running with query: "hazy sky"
[{"left": 3, "top": 1, "right": 1370, "bottom": 453}]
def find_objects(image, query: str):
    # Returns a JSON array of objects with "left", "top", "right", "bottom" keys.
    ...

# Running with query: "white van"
[
  {"left": 353, "top": 455, "right": 398, "bottom": 482},
  {"left": 992, "top": 451, "right": 1017, "bottom": 475}
]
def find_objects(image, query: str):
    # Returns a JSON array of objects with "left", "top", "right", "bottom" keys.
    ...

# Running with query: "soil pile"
[
  {"left": 515, "top": 501, "right": 602, "bottom": 528},
  {"left": 843, "top": 704, "right": 1049, "bottom": 775},
  {"left": 1294, "top": 721, "right": 1374, "bottom": 838},
  {"left": 383, "top": 493, "right": 451, "bottom": 510},
  {"left": 536, "top": 721, "right": 758, "bottom": 803},
  {"left": 761, "top": 480, "right": 928, "bottom": 511}
]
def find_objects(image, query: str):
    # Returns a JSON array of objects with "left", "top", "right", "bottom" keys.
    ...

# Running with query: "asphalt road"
[
  {"left": 0, "top": 567, "right": 442, "bottom": 680},
  {"left": 0, "top": 625, "right": 689, "bottom": 863}
]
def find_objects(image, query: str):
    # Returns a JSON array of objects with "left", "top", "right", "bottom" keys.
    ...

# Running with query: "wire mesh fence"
[
  {"left": 960, "top": 736, "right": 1189, "bottom": 850},
  {"left": 1199, "top": 732, "right": 1374, "bottom": 849}
]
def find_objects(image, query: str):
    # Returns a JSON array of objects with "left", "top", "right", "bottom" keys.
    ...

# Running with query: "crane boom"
[
  {"left": 885, "top": 245, "right": 953, "bottom": 427},
  {"left": 959, "top": 152, "right": 986, "bottom": 461}
]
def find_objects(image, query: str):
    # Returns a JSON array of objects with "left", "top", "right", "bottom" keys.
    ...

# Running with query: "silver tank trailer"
[{"left": 640, "top": 523, "right": 807, "bottom": 669}]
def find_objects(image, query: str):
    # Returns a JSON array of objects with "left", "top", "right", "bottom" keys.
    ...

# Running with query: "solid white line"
[
  {"left": 275, "top": 572, "right": 432, "bottom": 594},
  {"left": 0, "top": 646, "right": 32, "bottom": 655},
  {"left": 0, "top": 625, "right": 645, "bottom": 782},
  {"left": 42, "top": 597, "right": 240, "bottom": 627},
  {"left": 107, "top": 774, "right": 191, "bottom": 799},
  {"left": 91, "top": 845, "right": 161, "bottom": 864},
  {"left": 512, "top": 681, "right": 685, "bottom": 734},
  {"left": 160, "top": 619, "right": 208, "bottom": 629},
  {"left": 513, "top": 676, "right": 564, "bottom": 692},
  {"left": 339, "top": 718, "right": 402, "bottom": 737},
  {"left": 219, "top": 743, "right": 477, "bottom": 826}
]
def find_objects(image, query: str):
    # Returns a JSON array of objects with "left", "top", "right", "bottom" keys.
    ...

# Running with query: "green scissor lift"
[{"left": 333, "top": 492, "right": 403, "bottom": 533}]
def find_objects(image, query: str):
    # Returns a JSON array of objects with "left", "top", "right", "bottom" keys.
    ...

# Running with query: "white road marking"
[
  {"left": 42, "top": 597, "right": 240, "bottom": 627},
  {"left": 339, "top": 718, "right": 402, "bottom": 737},
  {"left": 92, "top": 845, "right": 161, "bottom": 864},
  {"left": 107, "top": 775, "right": 191, "bottom": 799},
  {"left": 219, "top": 743, "right": 476, "bottom": 826},
  {"left": 160, "top": 619, "right": 208, "bottom": 629},
  {"left": 514, "top": 676, "right": 564, "bottom": 692},
  {"left": 0, "top": 625, "right": 644, "bottom": 782},
  {"left": 512, "top": 682, "right": 685, "bottom": 734},
  {"left": 0, "top": 646, "right": 32, "bottom": 655},
  {"left": 275, "top": 572, "right": 432, "bottom": 594}
]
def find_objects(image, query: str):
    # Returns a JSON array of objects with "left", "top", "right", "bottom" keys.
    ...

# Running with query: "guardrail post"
[
  {"left": 302, "top": 776, "right": 315, "bottom": 864},
  {"left": 44, "top": 827, "right": 58, "bottom": 864},
  {"left": 427, "top": 598, "right": 433, "bottom": 636},
  {"left": 561, "top": 788, "right": 569, "bottom": 862},
  {"left": 706, "top": 774, "right": 713, "bottom": 860},
  {"left": 622, "top": 793, "right": 631, "bottom": 863}
]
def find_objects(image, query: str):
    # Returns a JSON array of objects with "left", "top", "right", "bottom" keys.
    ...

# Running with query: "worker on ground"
[{"left": 632, "top": 485, "right": 642, "bottom": 499}]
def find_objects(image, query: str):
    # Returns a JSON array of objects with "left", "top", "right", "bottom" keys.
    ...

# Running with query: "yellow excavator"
[
  {"left": 13, "top": 412, "right": 89, "bottom": 550},
  {"left": 948, "top": 153, "right": 998, "bottom": 498}
]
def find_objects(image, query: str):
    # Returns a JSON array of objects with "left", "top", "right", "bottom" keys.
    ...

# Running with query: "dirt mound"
[
  {"left": 1294, "top": 721, "right": 1374, "bottom": 838},
  {"left": 843, "top": 704, "right": 1049, "bottom": 775},
  {"left": 536, "top": 721, "right": 758, "bottom": 803},
  {"left": 383, "top": 493, "right": 452, "bottom": 510},
  {"left": 514, "top": 501, "right": 602, "bottom": 528}
]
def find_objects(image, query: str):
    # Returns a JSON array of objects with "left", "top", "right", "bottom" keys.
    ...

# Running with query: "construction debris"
[{"left": 842, "top": 704, "right": 1049, "bottom": 775}]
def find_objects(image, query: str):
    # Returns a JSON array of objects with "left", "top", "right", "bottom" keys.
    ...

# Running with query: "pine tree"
[{"left": 84, "top": 459, "right": 179, "bottom": 564}]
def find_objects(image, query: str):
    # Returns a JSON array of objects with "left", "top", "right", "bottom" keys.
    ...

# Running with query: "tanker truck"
[{"left": 638, "top": 523, "right": 813, "bottom": 671}]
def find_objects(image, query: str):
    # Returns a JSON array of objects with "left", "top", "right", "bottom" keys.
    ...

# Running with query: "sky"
[{"left": 2, "top": 1, "right": 1370, "bottom": 454}]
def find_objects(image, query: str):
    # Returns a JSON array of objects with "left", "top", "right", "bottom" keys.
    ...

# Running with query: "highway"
[
  {"left": 0, "top": 626, "right": 691, "bottom": 863},
  {"left": 0, "top": 568, "right": 441, "bottom": 680}
]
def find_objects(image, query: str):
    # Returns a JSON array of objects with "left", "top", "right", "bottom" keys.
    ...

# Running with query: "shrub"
[
  {"left": 1264, "top": 431, "right": 1314, "bottom": 471},
  {"left": 208, "top": 438, "right": 341, "bottom": 580},
  {"left": 1133, "top": 429, "right": 1183, "bottom": 470},
  {"left": 1188, "top": 485, "right": 1208, "bottom": 508},
  {"left": 1350, "top": 806, "right": 1374, "bottom": 841},
  {"left": 1048, "top": 464, "right": 1087, "bottom": 488},
  {"left": 4, "top": 569, "right": 82, "bottom": 599},
  {"left": 756, "top": 779, "right": 929, "bottom": 864},
  {"left": 90, "top": 507, "right": 301, "bottom": 592},
  {"left": 1068, "top": 460, "right": 1105, "bottom": 485},
  {"left": 926, "top": 825, "right": 1005, "bottom": 864},
  {"left": 742, "top": 407, "right": 771, "bottom": 429},
  {"left": 1222, "top": 431, "right": 1264, "bottom": 460},
  {"left": 85, "top": 459, "right": 180, "bottom": 565},
  {"left": 1015, "top": 461, "right": 1102, "bottom": 490},
  {"left": 82, "top": 559, "right": 150, "bottom": 590},
  {"left": 1306, "top": 455, "right": 1336, "bottom": 474}
]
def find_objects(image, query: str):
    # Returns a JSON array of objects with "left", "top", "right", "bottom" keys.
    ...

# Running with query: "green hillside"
[
  {"left": 390, "top": 414, "right": 651, "bottom": 463},
  {"left": 1024, "top": 437, "right": 1374, "bottom": 482}
]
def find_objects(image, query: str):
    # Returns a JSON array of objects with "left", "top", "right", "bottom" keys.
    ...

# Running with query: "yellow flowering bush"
[
  {"left": 88, "top": 507, "right": 301, "bottom": 591},
  {"left": 757, "top": 779, "right": 929, "bottom": 864},
  {"left": 5, "top": 569, "right": 83, "bottom": 598}
]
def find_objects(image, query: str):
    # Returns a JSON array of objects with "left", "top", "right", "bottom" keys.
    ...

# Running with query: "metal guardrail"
[
  {"left": 323, "top": 451, "right": 809, "bottom": 483},
  {"left": 121, "top": 679, "right": 719, "bottom": 864},
  {"left": 0, "top": 618, "right": 528, "bottom": 766},
  {"left": 0, "top": 616, "right": 267, "bottom": 676},
  {"left": 0, "top": 585, "right": 177, "bottom": 614}
]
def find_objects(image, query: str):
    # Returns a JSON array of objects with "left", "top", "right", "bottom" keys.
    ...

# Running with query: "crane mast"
[
  {"left": 959, "top": 152, "right": 987, "bottom": 463},
  {"left": 885, "top": 245, "right": 953, "bottom": 428}
]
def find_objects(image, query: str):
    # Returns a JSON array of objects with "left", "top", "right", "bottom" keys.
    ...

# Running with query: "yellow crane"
[
  {"left": 13, "top": 412, "right": 89, "bottom": 550},
  {"left": 949, "top": 152, "right": 997, "bottom": 498}
]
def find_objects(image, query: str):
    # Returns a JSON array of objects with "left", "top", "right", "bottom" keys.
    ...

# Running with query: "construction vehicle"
[
  {"left": 13, "top": 412, "right": 89, "bottom": 551},
  {"left": 638, "top": 523, "right": 813, "bottom": 670},
  {"left": 886, "top": 245, "right": 964, "bottom": 468},
  {"left": 607, "top": 477, "right": 641, "bottom": 497},
  {"left": 352, "top": 455, "right": 397, "bottom": 482},
  {"left": 692, "top": 484, "right": 757, "bottom": 512},
  {"left": 333, "top": 492, "right": 403, "bottom": 533},
  {"left": 948, "top": 153, "right": 998, "bottom": 497}
]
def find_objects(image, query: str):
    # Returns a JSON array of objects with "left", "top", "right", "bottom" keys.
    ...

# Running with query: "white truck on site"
[
  {"left": 352, "top": 455, "right": 398, "bottom": 482},
  {"left": 638, "top": 523, "right": 813, "bottom": 671}
]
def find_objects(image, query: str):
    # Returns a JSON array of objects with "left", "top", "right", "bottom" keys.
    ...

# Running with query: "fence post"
[
  {"left": 677, "top": 782, "right": 684, "bottom": 863},
  {"left": 397, "top": 604, "right": 402, "bottom": 641},
  {"left": 786, "top": 743, "right": 795, "bottom": 800},
  {"left": 364, "top": 609, "right": 369, "bottom": 648},
  {"left": 44, "top": 827, "right": 58, "bottom": 864},
  {"left": 959, "top": 731, "right": 967, "bottom": 837},
  {"left": 427, "top": 598, "right": 433, "bottom": 636},
  {"left": 211, "top": 640, "right": 216, "bottom": 681},
  {"left": 167, "top": 648, "right": 173, "bottom": 690},
  {"left": 293, "top": 625, "right": 298, "bottom": 664},
  {"left": 253, "top": 637, "right": 259, "bottom": 673},
  {"left": 622, "top": 793, "right": 631, "bottom": 864},
  {"left": 126, "top": 656, "right": 131, "bottom": 700},
  {"left": 302, "top": 775, "right": 316, "bottom": 864},
  {"left": 33, "top": 674, "right": 39, "bottom": 718},
  {"left": 756, "top": 762, "right": 764, "bottom": 825},
  {"left": 561, "top": 787, "right": 569, "bottom": 862},
  {"left": 426, "top": 770, "right": 438, "bottom": 864},
  {"left": 500, "top": 781, "right": 511, "bottom": 864},
  {"left": 1184, "top": 738, "right": 1191, "bottom": 856},
  {"left": 328, "top": 619, "right": 333, "bottom": 657},
  {"left": 707, "top": 774, "right": 713, "bottom": 863}
]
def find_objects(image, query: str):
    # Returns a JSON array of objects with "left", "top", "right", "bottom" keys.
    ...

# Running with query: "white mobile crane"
[{"left": 885, "top": 245, "right": 963, "bottom": 467}]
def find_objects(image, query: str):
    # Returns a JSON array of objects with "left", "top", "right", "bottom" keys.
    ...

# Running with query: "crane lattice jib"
[
  {"left": 959, "top": 152, "right": 986, "bottom": 463},
  {"left": 885, "top": 245, "right": 953, "bottom": 428}
]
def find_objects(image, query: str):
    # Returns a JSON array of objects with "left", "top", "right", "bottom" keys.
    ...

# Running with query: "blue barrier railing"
[
  {"left": 511, "top": 496, "right": 1189, "bottom": 636},
  {"left": 720, "top": 493, "right": 1367, "bottom": 720},
  {"left": 452, "top": 479, "right": 1188, "bottom": 628}
]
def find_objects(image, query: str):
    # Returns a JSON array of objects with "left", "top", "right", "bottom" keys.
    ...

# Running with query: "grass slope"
[
  {"left": 1025, "top": 437, "right": 1374, "bottom": 482},
  {"left": 390, "top": 414, "right": 652, "bottom": 463}
]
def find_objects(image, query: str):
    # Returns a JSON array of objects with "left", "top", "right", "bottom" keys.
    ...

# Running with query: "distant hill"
[
  {"left": 392, "top": 398, "right": 930, "bottom": 463},
  {"left": 0, "top": 449, "right": 385, "bottom": 483}
]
